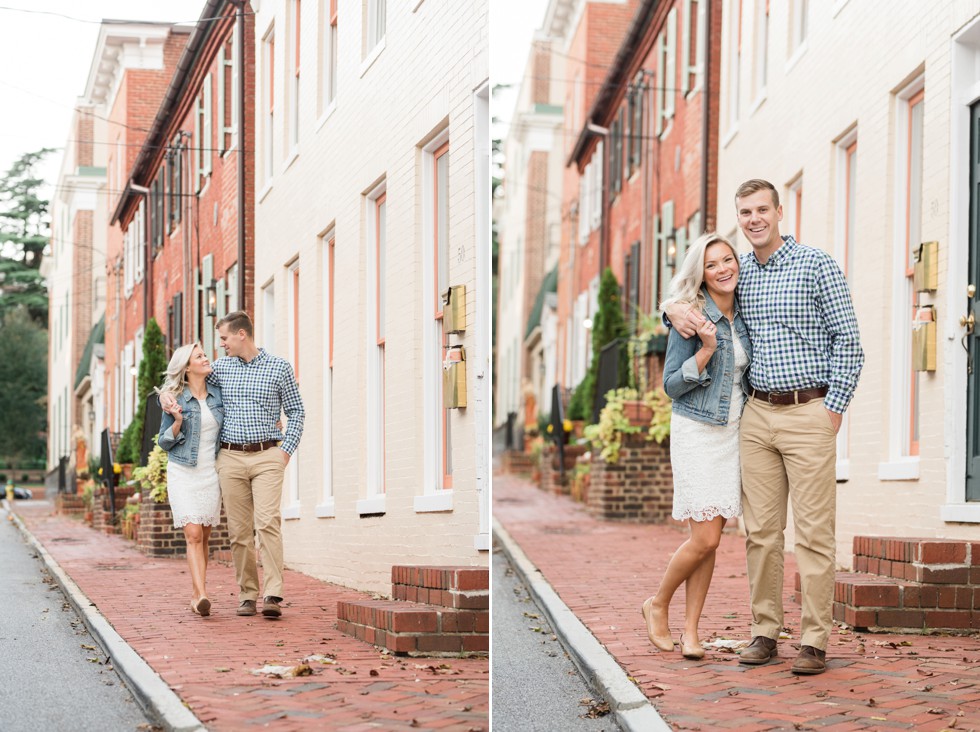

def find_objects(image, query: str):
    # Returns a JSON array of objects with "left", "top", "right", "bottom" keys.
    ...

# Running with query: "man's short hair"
[
  {"left": 217, "top": 310, "right": 253, "bottom": 338},
  {"left": 735, "top": 179, "right": 780, "bottom": 208}
]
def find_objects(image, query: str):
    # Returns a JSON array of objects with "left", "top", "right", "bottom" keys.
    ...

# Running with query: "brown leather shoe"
[
  {"left": 262, "top": 596, "right": 282, "bottom": 618},
  {"left": 791, "top": 645, "right": 826, "bottom": 675},
  {"left": 738, "top": 635, "right": 778, "bottom": 665},
  {"left": 237, "top": 600, "right": 257, "bottom": 616}
]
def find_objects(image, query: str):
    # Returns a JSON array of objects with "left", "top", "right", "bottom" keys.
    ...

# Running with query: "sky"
[
  {"left": 489, "top": 0, "right": 550, "bottom": 133},
  {"left": 0, "top": 1, "right": 207, "bottom": 191}
]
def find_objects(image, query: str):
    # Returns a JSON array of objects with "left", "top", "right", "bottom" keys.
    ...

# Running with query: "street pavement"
[
  {"left": 8, "top": 499, "right": 488, "bottom": 732},
  {"left": 493, "top": 471, "right": 980, "bottom": 731},
  {"left": 0, "top": 503, "right": 152, "bottom": 732},
  {"left": 491, "top": 543, "right": 621, "bottom": 731}
]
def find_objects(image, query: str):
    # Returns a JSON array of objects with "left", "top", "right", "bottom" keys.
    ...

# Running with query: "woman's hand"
[
  {"left": 697, "top": 319, "right": 718, "bottom": 352},
  {"left": 170, "top": 411, "right": 183, "bottom": 438}
]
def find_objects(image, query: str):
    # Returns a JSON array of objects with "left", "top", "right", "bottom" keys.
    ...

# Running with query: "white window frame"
[
  {"left": 316, "top": 228, "right": 336, "bottom": 518},
  {"left": 283, "top": 258, "right": 301, "bottom": 519},
  {"left": 751, "top": 0, "right": 768, "bottom": 111},
  {"left": 834, "top": 128, "right": 858, "bottom": 480},
  {"left": 360, "top": 180, "right": 388, "bottom": 516},
  {"left": 723, "top": 0, "right": 742, "bottom": 142},
  {"left": 787, "top": 0, "right": 808, "bottom": 69},
  {"left": 262, "top": 25, "right": 276, "bottom": 189},
  {"left": 317, "top": 0, "right": 338, "bottom": 124}
]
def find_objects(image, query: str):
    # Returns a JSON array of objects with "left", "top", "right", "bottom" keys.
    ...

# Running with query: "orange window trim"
[
  {"left": 295, "top": 0, "right": 301, "bottom": 75},
  {"left": 330, "top": 0, "right": 337, "bottom": 23}
]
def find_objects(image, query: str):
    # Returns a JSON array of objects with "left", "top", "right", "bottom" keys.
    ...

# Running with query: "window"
[
  {"left": 610, "top": 111, "right": 623, "bottom": 195},
  {"left": 289, "top": 0, "right": 301, "bottom": 150},
  {"left": 682, "top": 0, "right": 706, "bottom": 94},
  {"left": 627, "top": 77, "right": 643, "bottom": 176},
  {"left": 150, "top": 170, "right": 164, "bottom": 253},
  {"left": 366, "top": 0, "right": 385, "bottom": 53},
  {"left": 201, "top": 254, "right": 215, "bottom": 358},
  {"left": 284, "top": 259, "right": 301, "bottom": 518},
  {"left": 316, "top": 230, "right": 335, "bottom": 517},
  {"left": 727, "top": 0, "right": 742, "bottom": 129},
  {"left": 361, "top": 184, "right": 387, "bottom": 514},
  {"left": 194, "top": 75, "right": 213, "bottom": 192},
  {"left": 753, "top": 0, "right": 769, "bottom": 101},
  {"left": 124, "top": 200, "right": 146, "bottom": 296},
  {"left": 319, "top": 0, "right": 338, "bottom": 114},
  {"left": 787, "top": 175, "right": 803, "bottom": 241},
  {"left": 263, "top": 27, "right": 276, "bottom": 184},
  {"left": 834, "top": 131, "right": 857, "bottom": 476},
  {"left": 789, "top": 0, "right": 808, "bottom": 58},
  {"left": 167, "top": 139, "right": 183, "bottom": 231},
  {"left": 656, "top": 201, "right": 675, "bottom": 307},
  {"left": 262, "top": 281, "right": 276, "bottom": 350},
  {"left": 223, "top": 30, "right": 240, "bottom": 151},
  {"left": 661, "top": 8, "right": 677, "bottom": 130}
]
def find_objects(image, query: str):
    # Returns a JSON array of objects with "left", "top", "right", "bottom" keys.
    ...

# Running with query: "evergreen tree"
[
  {"left": 0, "top": 149, "right": 53, "bottom": 326},
  {"left": 0, "top": 307, "right": 47, "bottom": 463},
  {"left": 116, "top": 318, "right": 168, "bottom": 464},
  {"left": 570, "top": 267, "right": 629, "bottom": 422}
]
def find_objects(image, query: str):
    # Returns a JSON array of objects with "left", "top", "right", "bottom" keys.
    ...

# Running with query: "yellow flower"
[
  {"left": 563, "top": 419, "right": 573, "bottom": 433},
  {"left": 113, "top": 463, "right": 122, "bottom": 474},
  {"left": 546, "top": 424, "right": 554, "bottom": 434}
]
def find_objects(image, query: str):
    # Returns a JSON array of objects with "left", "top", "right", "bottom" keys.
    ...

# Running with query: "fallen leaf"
[
  {"left": 927, "top": 708, "right": 945, "bottom": 715},
  {"left": 815, "top": 691, "right": 827, "bottom": 698},
  {"left": 868, "top": 698, "right": 877, "bottom": 707},
  {"left": 369, "top": 669, "right": 379, "bottom": 677},
  {"left": 81, "top": 644, "right": 96, "bottom": 651},
  {"left": 214, "top": 667, "right": 231, "bottom": 673}
]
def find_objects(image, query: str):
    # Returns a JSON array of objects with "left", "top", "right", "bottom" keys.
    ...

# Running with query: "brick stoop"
[
  {"left": 337, "top": 565, "right": 488, "bottom": 656},
  {"left": 501, "top": 449, "right": 536, "bottom": 476},
  {"left": 793, "top": 536, "right": 980, "bottom": 632}
]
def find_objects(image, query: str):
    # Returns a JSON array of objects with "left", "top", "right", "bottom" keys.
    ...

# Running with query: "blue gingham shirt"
[
  {"left": 737, "top": 236, "right": 863, "bottom": 414},
  {"left": 207, "top": 348, "right": 305, "bottom": 454}
]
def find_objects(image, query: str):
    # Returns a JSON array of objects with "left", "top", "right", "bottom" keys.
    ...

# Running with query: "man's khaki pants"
[
  {"left": 740, "top": 397, "right": 837, "bottom": 650},
  {"left": 215, "top": 447, "right": 286, "bottom": 602}
]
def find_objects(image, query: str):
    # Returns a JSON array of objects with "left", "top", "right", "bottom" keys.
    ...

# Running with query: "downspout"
[
  {"left": 235, "top": 0, "right": 247, "bottom": 312},
  {"left": 699, "top": 0, "right": 712, "bottom": 230}
]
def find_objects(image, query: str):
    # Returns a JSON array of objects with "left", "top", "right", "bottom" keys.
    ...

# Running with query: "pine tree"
[
  {"left": 116, "top": 318, "right": 168, "bottom": 464},
  {"left": 0, "top": 307, "right": 47, "bottom": 463}
]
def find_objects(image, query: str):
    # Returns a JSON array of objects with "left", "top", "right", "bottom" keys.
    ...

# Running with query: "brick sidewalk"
[
  {"left": 14, "top": 502, "right": 488, "bottom": 732},
  {"left": 493, "top": 473, "right": 980, "bottom": 731}
]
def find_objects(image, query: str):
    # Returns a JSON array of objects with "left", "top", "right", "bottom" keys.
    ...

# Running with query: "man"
[
  {"left": 161, "top": 311, "right": 305, "bottom": 618},
  {"left": 666, "top": 179, "right": 863, "bottom": 674}
]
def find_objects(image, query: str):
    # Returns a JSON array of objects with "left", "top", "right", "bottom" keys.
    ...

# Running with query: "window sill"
[
  {"left": 786, "top": 42, "right": 808, "bottom": 73},
  {"left": 258, "top": 179, "right": 274, "bottom": 204},
  {"left": 360, "top": 38, "right": 386, "bottom": 78},
  {"left": 282, "top": 503, "right": 301, "bottom": 520},
  {"left": 414, "top": 490, "right": 453, "bottom": 513},
  {"left": 877, "top": 458, "right": 920, "bottom": 481},
  {"left": 357, "top": 494, "right": 386, "bottom": 516},
  {"left": 721, "top": 125, "right": 739, "bottom": 149},
  {"left": 413, "top": 0, "right": 425, "bottom": 11},
  {"left": 835, "top": 459, "right": 849, "bottom": 482},
  {"left": 940, "top": 504, "right": 980, "bottom": 523},
  {"left": 748, "top": 91, "right": 767, "bottom": 118},
  {"left": 315, "top": 498, "right": 335, "bottom": 518},
  {"left": 283, "top": 148, "right": 299, "bottom": 173},
  {"left": 474, "top": 533, "right": 490, "bottom": 551},
  {"left": 315, "top": 102, "right": 338, "bottom": 133}
]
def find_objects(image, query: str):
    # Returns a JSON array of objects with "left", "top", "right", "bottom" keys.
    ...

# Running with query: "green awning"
[
  {"left": 74, "top": 315, "right": 105, "bottom": 389},
  {"left": 525, "top": 266, "right": 558, "bottom": 339}
]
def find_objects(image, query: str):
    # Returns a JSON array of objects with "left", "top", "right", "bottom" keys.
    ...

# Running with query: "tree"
[
  {"left": 569, "top": 267, "right": 629, "bottom": 422},
  {"left": 116, "top": 318, "right": 168, "bottom": 464},
  {"left": 0, "top": 149, "right": 53, "bottom": 326},
  {"left": 0, "top": 307, "right": 47, "bottom": 464}
]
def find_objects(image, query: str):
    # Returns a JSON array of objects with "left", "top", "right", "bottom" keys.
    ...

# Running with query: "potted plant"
[
  {"left": 584, "top": 387, "right": 671, "bottom": 464},
  {"left": 132, "top": 443, "right": 169, "bottom": 504}
]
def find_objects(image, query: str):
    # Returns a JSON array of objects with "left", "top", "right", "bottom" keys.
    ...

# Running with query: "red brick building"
[
  {"left": 557, "top": 0, "right": 721, "bottom": 390},
  {"left": 108, "top": 1, "right": 255, "bottom": 441}
]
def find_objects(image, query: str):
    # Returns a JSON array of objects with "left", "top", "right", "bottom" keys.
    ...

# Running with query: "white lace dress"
[
  {"left": 166, "top": 399, "right": 222, "bottom": 528},
  {"left": 669, "top": 333, "right": 749, "bottom": 522}
]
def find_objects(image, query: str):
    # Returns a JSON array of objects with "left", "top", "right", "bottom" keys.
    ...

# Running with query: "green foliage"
[
  {"left": 566, "top": 373, "right": 593, "bottom": 421},
  {"left": 132, "top": 443, "right": 169, "bottom": 504},
  {"left": 0, "top": 149, "right": 53, "bottom": 325},
  {"left": 123, "top": 317, "right": 168, "bottom": 466},
  {"left": 577, "top": 268, "right": 629, "bottom": 424},
  {"left": 0, "top": 307, "right": 47, "bottom": 462},
  {"left": 583, "top": 388, "right": 671, "bottom": 464}
]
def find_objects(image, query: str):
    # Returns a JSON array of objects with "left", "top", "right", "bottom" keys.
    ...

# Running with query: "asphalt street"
[
  {"left": 491, "top": 544, "right": 621, "bottom": 732},
  {"left": 0, "top": 503, "right": 153, "bottom": 732}
]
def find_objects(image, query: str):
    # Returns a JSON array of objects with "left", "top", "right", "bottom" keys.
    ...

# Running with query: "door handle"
[{"left": 962, "top": 312, "right": 976, "bottom": 333}]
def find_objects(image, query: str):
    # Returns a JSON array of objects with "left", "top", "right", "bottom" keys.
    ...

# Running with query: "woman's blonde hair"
[
  {"left": 660, "top": 232, "right": 739, "bottom": 314},
  {"left": 155, "top": 342, "right": 202, "bottom": 397}
]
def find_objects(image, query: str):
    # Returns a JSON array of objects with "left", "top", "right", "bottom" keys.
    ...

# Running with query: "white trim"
[
  {"left": 473, "top": 82, "right": 491, "bottom": 550},
  {"left": 314, "top": 499, "right": 336, "bottom": 518},
  {"left": 835, "top": 458, "right": 849, "bottom": 482},
  {"left": 721, "top": 124, "right": 739, "bottom": 149},
  {"left": 947, "top": 19, "right": 980, "bottom": 510},
  {"left": 940, "top": 504, "right": 980, "bottom": 523},
  {"left": 831, "top": 0, "right": 851, "bottom": 18},
  {"left": 283, "top": 148, "right": 300, "bottom": 173},
  {"left": 282, "top": 503, "right": 300, "bottom": 520},
  {"left": 359, "top": 37, "right": 385, "bottom": 78},
  {"left": 474, "top": 534, "right": 490, "bottom": 551},
  {"left": 877, "top": 459, "right": 920, "bottom": 481},
  {"left": 315, "top": 101, "right": 338, "bottom": 132},
  {"left": 258, "top": 180, "right": 274, "bottom": 204},
  {"left": 414, "top": 491, "right": 453, "bottom": 513},
  {"left": 356, "top": 494, "right": 386, "bottom": 515},
  {"left": 748, "top": 91, "right": 767, "bottom": 117},
  {"left": 786, "top": 41, "right": 808, "bottom": 73},
  {"left": 365, "top": 181, "right": 387, "bottom": 501}
]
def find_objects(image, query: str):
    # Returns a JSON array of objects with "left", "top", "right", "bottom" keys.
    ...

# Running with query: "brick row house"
[{"left": 51, "top": 0, "right": 490, "bottom": 626}]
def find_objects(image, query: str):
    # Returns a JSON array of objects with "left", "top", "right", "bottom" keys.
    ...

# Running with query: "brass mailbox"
[
  {"left": 442, "top": 285, "right": 467, "bottom": 334},
  {"left": 443, "top": 346, "right": 467, "bottom": 408},
  {"left": 912, "top": 305, "right": 936, "bottom": 372},
  {"left": 913, "top": 241, "right": 938, "bottom": 292}
]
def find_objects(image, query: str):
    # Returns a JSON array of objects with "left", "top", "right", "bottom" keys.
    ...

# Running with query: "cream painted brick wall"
[
  {"left": 253, "top": 0, "right": 489, "bottom": 593},
  {"left": 717, "top": 0, "right": 980, "bottom": 569}
]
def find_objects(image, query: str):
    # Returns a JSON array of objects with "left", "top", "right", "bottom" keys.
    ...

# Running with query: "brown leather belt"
[
  {"left": 220, "top": 440, "right": 279, "bottom": 452},
  {"left": 750, "top": 386, "right": 828, "bottom": 405}
]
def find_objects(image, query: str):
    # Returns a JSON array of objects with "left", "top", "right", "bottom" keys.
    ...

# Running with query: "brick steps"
[
  {"left": 793, "top": 537, "right": 980, "bottom": 632},
  {"left": 501, "top": 450, "right": 536, "bottom": 475},
  {"left": 337, "top": 565, "right": 488, "bottom": 657}
]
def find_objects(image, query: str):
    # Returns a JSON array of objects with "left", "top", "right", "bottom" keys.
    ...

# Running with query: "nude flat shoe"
[
  {"left": 641, "top": 597, "right": 674, "bottom": 652},
  {"left": 679, "top": 633, "right": 705, "bottom": 660},
  {"left": 195, "top": 597, "right": 211, "bottom": 617}
]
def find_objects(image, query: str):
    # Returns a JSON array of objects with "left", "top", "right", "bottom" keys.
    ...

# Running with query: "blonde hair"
[
  {"left": 660, "top": 232, "right": 739, "bottom": 314},
  {"left": 155, "top": 342, "right": 202, "bottom": 397}
]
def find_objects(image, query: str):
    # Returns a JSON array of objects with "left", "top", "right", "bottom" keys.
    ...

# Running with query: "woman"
[
  {"left": 641, "top": 232, "right": 752, "bottom": 660},
  {"left": 157, "top": 343, "right": 224, "bottom": 617}
]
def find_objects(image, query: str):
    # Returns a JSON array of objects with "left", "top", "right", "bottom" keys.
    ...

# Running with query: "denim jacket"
[
  {"left": 156, "top": 384, "right": 224, "bottom": 467},
  {"left": 663, "top": 289, "right": 753, "bottom": 426}
]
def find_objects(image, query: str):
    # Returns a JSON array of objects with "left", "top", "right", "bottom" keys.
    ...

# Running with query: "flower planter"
[{"left": 622, "top": 400, "right": 653, "bottom": 426}]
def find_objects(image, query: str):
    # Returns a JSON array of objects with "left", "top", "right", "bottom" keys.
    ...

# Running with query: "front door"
[{"left": 966, "top": 100, "right": 980, "bottom": 501}]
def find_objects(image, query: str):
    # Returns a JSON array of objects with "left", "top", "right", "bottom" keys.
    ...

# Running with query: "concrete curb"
[
  {"left": 493, "top": 517, "right": 671, "bottom": 732},
  {"left": 5, "top": 502, "right": 207, "bottom": 732}
]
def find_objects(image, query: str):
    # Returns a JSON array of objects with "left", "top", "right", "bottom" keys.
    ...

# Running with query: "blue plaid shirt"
[
  {"left": 737, "top": 236, "right": 863, "bottom": 414},
  {"left": 207, "top": 348, "right": 305, "bottom": 454}
]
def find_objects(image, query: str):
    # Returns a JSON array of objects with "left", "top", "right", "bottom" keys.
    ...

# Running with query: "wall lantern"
[
  {"left": 665, "top": 230, "right": 678, "bottom": 269},
  {"left": 205, "top": 279, "right": 218, "bottom": 318}
]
